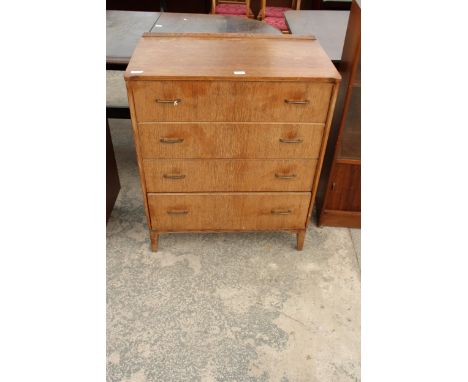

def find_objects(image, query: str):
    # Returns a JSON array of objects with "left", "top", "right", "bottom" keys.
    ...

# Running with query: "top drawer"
[{"left": 130, "top": 81, "right": 334, "bottom": 123}]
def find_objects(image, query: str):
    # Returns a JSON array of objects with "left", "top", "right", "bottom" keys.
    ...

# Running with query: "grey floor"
[{"left": 106, "top": 115, "right": 360, "bottom": 380}]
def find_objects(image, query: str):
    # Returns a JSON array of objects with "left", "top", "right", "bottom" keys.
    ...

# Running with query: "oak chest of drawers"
[{"left": 125, "top": 33, "right": 340, "bottom": 251}]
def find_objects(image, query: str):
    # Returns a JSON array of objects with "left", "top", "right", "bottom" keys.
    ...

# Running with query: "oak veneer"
[
  {"left": 125, "top": 33, "right": 340, "bottom": 251},
  {"left": 132, "top": 81, "right": 334, "bottom": 123},
  {"left": 139, "top": 123, "right": 325, "bottom": 159},
  {"left": 296, "top": 229, "right": 306, "bottom": 250},
  {"left": 143, "top": 158, "right": 317, "bottom": 192},
  {"left": 147, "top": 192, "right": 311, "bottom": 231},
  {"left": 126, "top": 33, "right": 340, "bottom": 81}
]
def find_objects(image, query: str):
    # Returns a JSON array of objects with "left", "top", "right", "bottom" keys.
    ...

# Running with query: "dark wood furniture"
[
  {"left": 125, "top": 33, "right": 340, "bottom": 251},
  {"left": 211, "top": 0, "right": 254, "bottom": 18},
  {"left": 316, "top": 0, "right": 360, "bottom": 227},
  {"left": 320, "top": 0, "right": 351, "bottom": 10},
  {"left": 258, "top": 0, "right": 302, "bottom": 32},
  {"left": 107, "top": 120, "right": 121, "bottom": 222},
  {"left": 163, "top": 0, "right": 211, "bottom": 13},
  {"left": 284, "top": 10, "right": 349, "bottom": 62}
]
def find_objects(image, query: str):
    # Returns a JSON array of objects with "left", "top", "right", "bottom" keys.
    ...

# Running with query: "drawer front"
[
  {"left": 132, "top": 81, "right": 333, "bottom": 123},
  {"left": 143, "top": 159, "right": 317, "bottom": 192},
  {"left": 139, "top": 123, "right": 324, "bottom": 159},
  {"left": 148, "top": 193, "right": 310, "bottom": 231}
]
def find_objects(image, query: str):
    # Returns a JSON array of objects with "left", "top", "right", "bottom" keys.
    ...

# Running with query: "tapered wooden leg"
[
  {"left": 296, "top": 230, "right": 306, "bottom": 251},
  {"left": 150, "top": 231, "right": 159, "bottom": 252}
]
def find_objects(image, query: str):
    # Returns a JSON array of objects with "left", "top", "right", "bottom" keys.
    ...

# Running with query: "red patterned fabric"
[
  {"left": 264, "top": 16, "right": 288, "bottom": 31},
  {"left": 264, "top": 6, "right": 292, "bottom": 18},
  {"left": 215, "top": 4, "right": 249, "bottom": 15}
]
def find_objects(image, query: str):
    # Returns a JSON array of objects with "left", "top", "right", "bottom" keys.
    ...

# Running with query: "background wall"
[{"left": 106, "top": 0, "right": 351, "bottom": 14}]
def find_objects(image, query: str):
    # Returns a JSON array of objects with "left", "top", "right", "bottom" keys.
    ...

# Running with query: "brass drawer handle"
[
  {"left": 284, "top": 99, "right": 309, "bottom": 105},
  {"left": 160, "top": 137, "right": 184, "bottom": 144},
  {"left": 167, "top": 209, "right": 189, "bottom": 215},
  {"left": 279, "top": 138, "right": 303, "bottom": 144},
  {"left": 271, "top": 209, "right": 292, "bottom": 215},
  {"left": 275, "top": 173, "right": 297, "bottom": 179},
  {"left": 156, "top": 98, "right": 182, "bottom": 106},
  {"left": 163, "top": 174, "right": 186, "bottom": 180}
]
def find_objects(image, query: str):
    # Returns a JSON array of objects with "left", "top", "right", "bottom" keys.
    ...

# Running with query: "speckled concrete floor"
[{"left": 106, "top": 118, "right": 361, "bottom": 382}]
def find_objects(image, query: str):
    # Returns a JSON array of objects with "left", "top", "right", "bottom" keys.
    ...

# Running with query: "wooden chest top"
[{"left": 125, "top": 33, "right": 341, "bottom": 82}]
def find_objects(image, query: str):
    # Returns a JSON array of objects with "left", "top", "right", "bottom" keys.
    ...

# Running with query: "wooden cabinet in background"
[
  {"left": 317, "top": 0, "right": 360, "bottom": 228},
  {"left": 125, "top": 33, "right": 340, "bottom": 251}
]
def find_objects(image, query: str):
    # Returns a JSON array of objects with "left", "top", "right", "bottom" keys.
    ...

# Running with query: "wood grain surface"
[
  {"left": 132, "top": 81, "right": 334, "bottom": 123},
  {"left": 143, "top": 158, "right": 317, "bottom": 192},
  {"left": 125, "top": 33, "right": 341, "bottom": 250},
  {"left": 323, "top": 162, "right": 360, "bottom": 211},
  {"left": 139, "top": 122, "right": 324, "bottom": 159},
  {"left": 147, "top": 192, "right": 311, "bottom": 231},
  {"left": 125, "top": 33, "right": 340, "bottom": 81}
]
